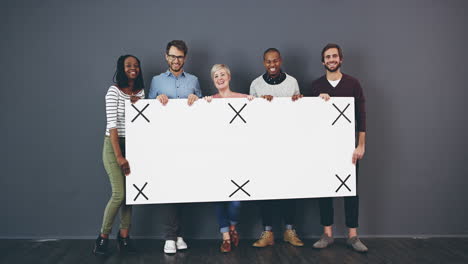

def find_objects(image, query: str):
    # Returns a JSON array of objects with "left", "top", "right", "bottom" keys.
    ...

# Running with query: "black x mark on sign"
[
  {"left": 335, "top": 174, "right": 351, "bottom": 193},
  {"left": 229, "top": 180, "right": 251, "bottom": 197},
  {"left": 228, "top": 103, "right": 247, "bottom": 124},
  {"left": 131, "top": 104, "right": 150, "bottom": 123},
  {"left": 133, "top": 182, "right": 149, "bottom": 201},
  {"left": 332, "top": 103, "right": 351, "bottom": 125}
]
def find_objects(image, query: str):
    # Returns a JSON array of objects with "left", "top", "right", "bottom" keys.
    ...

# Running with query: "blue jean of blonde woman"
[{"left": 216, "top": 201, "right": 241, "bottom": 233}]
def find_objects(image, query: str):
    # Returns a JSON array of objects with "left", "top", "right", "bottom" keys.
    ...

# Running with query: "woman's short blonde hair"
[{"left": 210, "top": 64, "right": 231, "bottom": 80}]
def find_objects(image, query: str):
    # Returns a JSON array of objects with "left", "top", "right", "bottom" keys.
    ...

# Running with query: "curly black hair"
[{"left": 113, "top": 54, "right": 145, "bottom": 91}]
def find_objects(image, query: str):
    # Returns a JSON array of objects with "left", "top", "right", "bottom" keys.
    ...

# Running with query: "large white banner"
[{"left": 125, "top": 97, "right": 356, "bottom": 205}]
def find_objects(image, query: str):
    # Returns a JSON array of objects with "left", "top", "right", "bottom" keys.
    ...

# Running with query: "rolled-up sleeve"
[
  {"left": 148, "top": 77, "right": 158, "bottom": 99},
  {"left": 194, "top": 78, "right": 202, "bottom": 97}
]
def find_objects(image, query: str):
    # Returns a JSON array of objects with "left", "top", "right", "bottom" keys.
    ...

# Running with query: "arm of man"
[
  {"left": 150, "top": 77, "right": 169, "bottom": 105},
  {"left": 293, "top": 78, "right": 300, "bottom": 95},
  {"left": 352, "top": 132, "right": 365, "bottom": 164},
  {"left": 249, "top": 81, "right": 257, "bottom": 97},
  {"left": 291, "top": 78, "right": 303, "bottom": 101},
  {"left": 194, "top": 78, "right": 202, "bottom": 98},
  {"left": 187, "top": 78, "right": 201, "bottom": 106},
  {"left": 148, "top": 77, "right": 158, "bottom": 99},
  {"left": 353, "top": 78, "right": 366, "bottom": 164},
  {"left": 311, "top": 79, "right": 330, "bottom": 101}
]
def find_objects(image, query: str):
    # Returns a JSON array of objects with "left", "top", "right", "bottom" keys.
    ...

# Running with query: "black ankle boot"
[
  {"left": 93, "top": 234, "right": 109, "bottom": 255},
  {"left": 117, "top": 232, "right": 137, "bottom": 254}
]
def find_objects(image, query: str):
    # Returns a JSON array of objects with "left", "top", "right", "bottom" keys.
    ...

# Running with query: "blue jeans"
[{"left": 216, "top": 201, "right": 241, "bottom": 233}]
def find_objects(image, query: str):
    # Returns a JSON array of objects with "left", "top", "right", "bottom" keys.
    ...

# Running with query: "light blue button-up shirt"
[{"left": 148, "top": 70, "right": 202, "bottom": 99}]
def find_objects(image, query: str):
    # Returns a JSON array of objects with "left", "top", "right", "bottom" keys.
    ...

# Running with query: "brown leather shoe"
[
  {"left": 283, "top": 229, "right": 304, "bottom": 247},
  {"left": 220, "top": 240, "right": 231, "bottom": 253},
  {"left": 252, "top": 231, "right": 274, "bottom": 247},
  {"left": 229, "top": 229, "right": 239, "bottom": 247}
]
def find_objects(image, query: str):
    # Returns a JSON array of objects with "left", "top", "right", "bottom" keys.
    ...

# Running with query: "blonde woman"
[{"left": 205, "top": 64, "right": 253, "bottom": 252}]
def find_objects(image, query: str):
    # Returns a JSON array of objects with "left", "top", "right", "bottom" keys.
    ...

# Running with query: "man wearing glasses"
[
  {"left": 148, "top": 40, "right": 201, "bottom": 254},
  {"left": 311, "top": 43, "right": 368, "bottom": 253},
  {"left": 149, "top": 40, "right": 201, "bottom": 106}
]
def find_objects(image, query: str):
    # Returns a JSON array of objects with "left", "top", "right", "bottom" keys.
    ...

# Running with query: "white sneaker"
[
  {"left": 164, "top": 240, "right": 176, "bottom": 254},
  {"left": 176, "top": 237, "right": 188, "bottom": 250}
]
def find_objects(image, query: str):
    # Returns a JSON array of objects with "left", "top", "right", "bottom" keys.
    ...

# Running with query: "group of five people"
[{"left": 93, "top": 40, "right": 368, "bottom": 255}]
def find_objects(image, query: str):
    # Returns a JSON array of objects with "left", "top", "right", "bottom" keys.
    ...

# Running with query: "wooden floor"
[{"left": 1, "top": 238, "right": 468, "bottom": 264}]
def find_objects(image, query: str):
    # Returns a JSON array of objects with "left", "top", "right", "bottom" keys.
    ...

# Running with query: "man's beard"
[
  {"left": 324, "top": 62, "right": 341, "bottom": 72},
  {"left": 169, "top": 62, "right": 184, "bottom": 72}
]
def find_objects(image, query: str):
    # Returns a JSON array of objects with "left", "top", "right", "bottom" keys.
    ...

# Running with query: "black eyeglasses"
[{"left": 167, "top": 54, "right": 185, "bottom": 61}]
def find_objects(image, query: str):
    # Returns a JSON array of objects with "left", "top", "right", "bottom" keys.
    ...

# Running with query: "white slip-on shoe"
[
  {"left": 176, "top": 237, "right": 188, "bottom": 250},
  {"left": 164, "top": 240, "right": 176, "bottom": 254}
]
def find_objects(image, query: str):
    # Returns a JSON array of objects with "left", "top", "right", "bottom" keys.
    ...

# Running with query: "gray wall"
[{"left": 1, "top": 0, "right": 467, "bottom": 239}]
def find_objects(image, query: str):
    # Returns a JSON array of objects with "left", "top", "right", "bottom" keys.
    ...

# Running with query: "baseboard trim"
[{"left": 1, "top": 234, "right": 467, "bottom": 240}]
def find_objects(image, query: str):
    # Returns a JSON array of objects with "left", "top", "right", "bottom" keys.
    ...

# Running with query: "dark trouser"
[
  {"left": 318, "top": 162, "right": 360, "bottom": 228},
  {"left": 164, "top": 204, "right": 183, "bottom": 240},
  {"left": 318, "top": 195, "right": 359, "bottom": 228},
  {"left": 260, "top": 199, "right": 296, "bottom": 228}
]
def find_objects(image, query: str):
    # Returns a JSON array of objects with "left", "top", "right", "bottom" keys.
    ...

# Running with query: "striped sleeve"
[{"left": 105, "top": 86, "right": 119, "bottom": 130}]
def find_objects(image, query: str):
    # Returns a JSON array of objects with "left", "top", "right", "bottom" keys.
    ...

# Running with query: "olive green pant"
[{"left": 100, "top": 136, "right": 132, "bottom": 234}]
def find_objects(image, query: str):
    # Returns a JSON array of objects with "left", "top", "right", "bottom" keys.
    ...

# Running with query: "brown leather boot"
[
  {"left": 252, "top": 231, "right": 274, "bottom": 247},
  {"left": 229, "top": 229, "right": 239, "bottom": 247},
  {"left": 283, "top": 229, "right": 304, "bottom": 246},
  {"left": 220, "top": 240, "right": 231, "bottom": 253}
]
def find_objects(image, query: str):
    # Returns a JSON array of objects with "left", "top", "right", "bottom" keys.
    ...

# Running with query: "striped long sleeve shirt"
[{"left": 105, "top": 85, "right": 145, "bottom": 137}]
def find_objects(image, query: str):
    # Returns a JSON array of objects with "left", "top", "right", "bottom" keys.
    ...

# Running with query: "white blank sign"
[{"left": 126, "top": 97, "right": 356, "bottom": 205}]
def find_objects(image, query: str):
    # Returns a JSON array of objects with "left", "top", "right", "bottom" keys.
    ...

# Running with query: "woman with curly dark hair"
[{"left": 93, "top": 55, "right": 145, "bottom": 255}]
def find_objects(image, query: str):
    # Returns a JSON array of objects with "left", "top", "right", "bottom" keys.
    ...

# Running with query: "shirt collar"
[
  {"left": 263, "top": 70, "right": 286, "bottom": 85},
  {"left": 165, "top": 69, "right": 186, "bottom": 78}
]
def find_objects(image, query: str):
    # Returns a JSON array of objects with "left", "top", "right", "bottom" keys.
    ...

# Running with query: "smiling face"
[
  {"left": 165, "top": 46, "right": 185, "bottom": 73},
  {"left": 322, "top": 48, "right": 342, "bottom": 73},
  {"left": 263, "top": 51, "right": 282, "bottom": 76},
  {"left": 124, "top": 56, "right": 140, "bottom": 80},
  {"left": 212, "top": 68, "right": 231, "bottom": 90}
]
